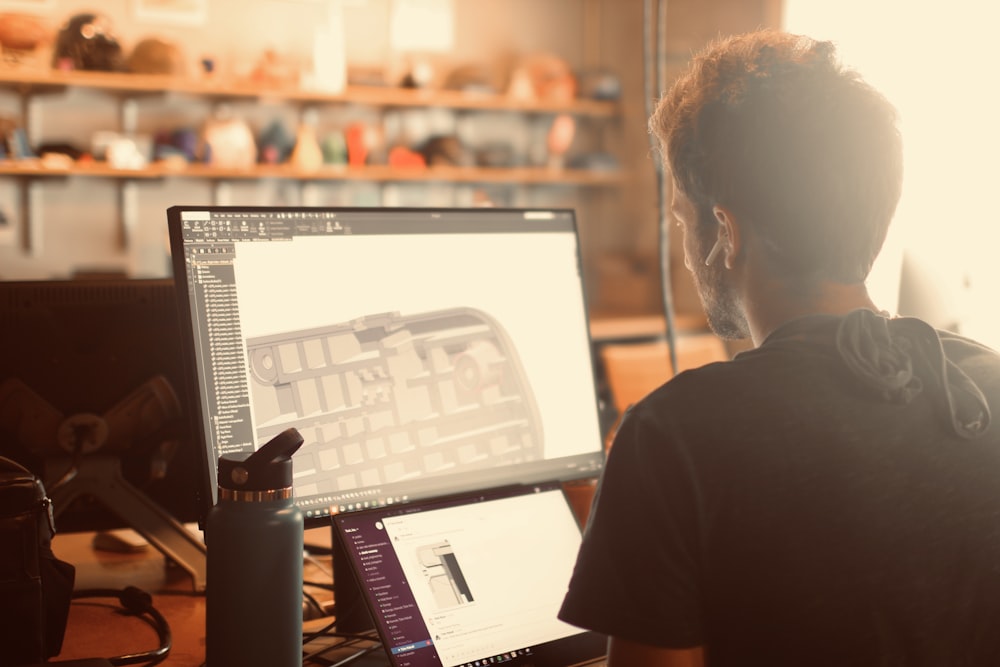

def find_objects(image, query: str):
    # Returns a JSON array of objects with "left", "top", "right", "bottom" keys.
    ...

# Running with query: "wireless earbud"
[
  {"left": 705, "top": 205, "right": 731, "bottom": 267},
  {"left": 704, "top": 236, "right": 726, "bottom": 266}
]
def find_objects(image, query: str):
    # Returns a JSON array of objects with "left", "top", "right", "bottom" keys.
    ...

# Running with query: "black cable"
[
  {"left": 303, "top": 617, "right": 340, "bottom": 646},
  {"left": 303, "top": 588, "right": 327, "bottom": 619},
  {"left": 317, "top": 642, "right": 384, "bottom": 667},
  {"left": 302, "top": 621, "right": 381, "bottom": 667},
  {"left": 644, "top": 0, "right": 680, "bottom": 376},
  {"left": 71, "top": 586, "right": 172, "bottom": 666},
  {"left": 304, "top": 542, "right": 335, "bottom": 557}
]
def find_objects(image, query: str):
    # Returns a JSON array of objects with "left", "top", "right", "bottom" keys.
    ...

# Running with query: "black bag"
[{"left": 0, "top": 456, "right": 75, "bottom": 666}]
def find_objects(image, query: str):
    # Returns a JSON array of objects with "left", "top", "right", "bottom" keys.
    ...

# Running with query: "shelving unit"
[
  {"left": 0, "top": 68, "right": 623, "bottom": 256},
  {"left": 0, "top": 159, "right": 622, "bottom": 185},
  {"left": 0, "top": 69, "right": 620, "bottom": 116}
]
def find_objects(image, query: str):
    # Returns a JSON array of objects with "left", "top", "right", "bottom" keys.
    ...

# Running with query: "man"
[{"left": 559, "top": 30, "right": 1000, "bottom": 666}]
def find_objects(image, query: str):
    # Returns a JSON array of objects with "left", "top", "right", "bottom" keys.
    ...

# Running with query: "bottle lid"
[{"left": 217, "top": 428, "right": 303, "bottom": 493}]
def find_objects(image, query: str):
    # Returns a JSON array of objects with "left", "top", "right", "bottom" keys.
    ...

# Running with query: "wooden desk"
[
  {"left": 47, "top": 483, "right": 599, "bottom": 666},
  {"left": 50, "top": 527, "right": 376, "bottom": 667},
  {"left": 589, "top": 313, "right": 708, "bottom": 343},
  {"left": 51, "top": 530, "right": 207, "bottom": 665}
]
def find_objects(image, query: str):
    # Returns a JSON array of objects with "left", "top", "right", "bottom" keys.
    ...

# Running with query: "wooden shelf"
[
  {"left": 0, "top": 66, "right": 622, "bottom": 257},
  {"left": 0, "top": 161, "right": 162, "bottom": 179},
  {"left": 0, "top": 68, "right": 620, "bottom": 117},
  {"left": 0, "top": 160, "right": 623, "bottom": 185}
]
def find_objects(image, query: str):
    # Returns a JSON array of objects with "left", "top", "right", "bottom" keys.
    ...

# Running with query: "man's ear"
[{"left": 711, "top": 205, "right": 741, "bottom": 269}]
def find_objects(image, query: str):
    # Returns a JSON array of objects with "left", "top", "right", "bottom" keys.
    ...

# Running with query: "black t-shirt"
[{"left": 559, "top": 311, "right": 1000, "bottom": 666}]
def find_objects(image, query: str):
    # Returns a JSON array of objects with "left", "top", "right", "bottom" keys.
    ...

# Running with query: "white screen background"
[
  {"left": 381, "top": 489, "right": 584, "bottom": 665},
  {"left": 231, "top": 228, "right": 603, "bottom": 460}
]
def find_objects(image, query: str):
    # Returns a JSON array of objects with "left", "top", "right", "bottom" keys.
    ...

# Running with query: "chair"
[{"left": 599, "top": 333, "right": 729, "bottom": 416}]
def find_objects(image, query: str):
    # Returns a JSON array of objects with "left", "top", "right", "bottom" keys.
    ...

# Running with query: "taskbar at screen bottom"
[
  {"left": 294, "top": 454, "right": 604, "bottom": 523},
  {"left": 390, "top": 633, "right": 607, "bottom": 667}
]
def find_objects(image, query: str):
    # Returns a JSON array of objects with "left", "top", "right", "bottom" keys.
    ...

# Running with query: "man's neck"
[{"left": 744, "top": 279, "right": 880, "bottom": 347}]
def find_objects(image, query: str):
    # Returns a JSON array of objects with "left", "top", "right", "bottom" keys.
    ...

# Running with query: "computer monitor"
[
  {"left": 167, "top": 206, "right": 606, "bottom": 528},
  {"left": 0, "top": 278, "right": 207, "bottom": 588},
  {"left": 168, "top": 206, "right": 607, "bottom": 626},
  {"left": 0, "top": 278, "right": 200, "bottom": 526}
]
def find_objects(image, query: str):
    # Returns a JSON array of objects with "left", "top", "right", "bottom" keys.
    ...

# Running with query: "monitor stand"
[
  {"left": 330, "top": 523, "right": 374, "bottom": 634},
  {"left": 47, "top": 455, "right": 207, "bottom": 592}
]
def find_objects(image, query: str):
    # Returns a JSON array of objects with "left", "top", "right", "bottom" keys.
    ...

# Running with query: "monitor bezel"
[{"left": 167, "top": 205, "right": 607, "bottom": 529}]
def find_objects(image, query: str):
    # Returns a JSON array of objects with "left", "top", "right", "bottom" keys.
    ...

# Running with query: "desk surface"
[
  {"left": 589, "top": 313, "right": 707, "bottom": 343},
  {"left": 48, "top": 481, "right": 598, "bottom": 666},
  {"left": 51, "top": 527, "right": 382, "bottom": 667}
]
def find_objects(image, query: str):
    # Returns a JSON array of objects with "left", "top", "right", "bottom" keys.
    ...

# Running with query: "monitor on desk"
[
  {"left": 0, "top": 278, "right": 202, "bottom": 533},
  {"left": 166, "top": 206, "right": 606, "bottom": 527}
]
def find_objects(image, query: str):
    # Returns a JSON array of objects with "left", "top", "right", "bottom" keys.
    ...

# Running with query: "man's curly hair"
[{"left": 650, "top": 30, "right": 903, "bottom": 285}]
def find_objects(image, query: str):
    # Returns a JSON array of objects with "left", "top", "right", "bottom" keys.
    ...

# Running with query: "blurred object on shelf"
[
  {"left": 567, "top": 152, "right": 620, "bottom": 172},
  {"left": 202, "top": 113, "right": 256, "bottom": 169},
  {"left": 420, "top": 135, "right": 473, "bottom": 167},
  {"left": 51, "top": 13, "right": 124, "bottom": 72},
  {"left": 443, "top": 64, "right": 496, "bottom": 94},
  {"left": 399, "top": 58, "right": 434, "bottom": 89},
  {"left": 290, "top": 125, "right": 323, "bottom": 172},
  {"left": 257, "top": 119, "right": 295, "bottom": 165},
  {"left": 92, "top": 131, "right": 151, "bottom": 169},
  {"left": 387, "top": 145, "right": 426, "bottom": 168},
  {"left": 0, "top": 13, "right": 50, "bottom": 64},
  {"left": 127, "top": 37, "right": 187, "bottom": 75},
  {"left": 199, "top": 55, "right": 215, "bottom": 77},
  {"left": 36, "top": 142, "right": 85, "bottom": 161},
  {"left": 40, "top": 152, "right": 73, "bottom": 169},
  {"left": 249, "top": 48, "right": 300, "bottom": 87},
  {"left": 546, "top": 114, "right": 576, "bottom": 170},
  {"left": 578, "top": 69, "right": 622, "bottom": 101},
  {"left": 347, "top": 65, "right": 389, "bottom": 87},
  {"left": 0, "top": 116, "right": 15, "bottom": 159},
  {"left": 507, "top": 53, "right": 577, "bottom": 103},
  {"left": 506, "top": 67, "right": 535, "bottom": 101},
  {"left": 471, "top": 188, "right": 499, "bottom": 207},
  {"left": 107, "top": 136, "right": 150, "bottom": 169},
  {"left": 4, "top": 122, "right": 35, "bottom": 159},
  {"left": 309, "top": 6, "right": 346, "bottom": 93},
  {"left": 345, "top": 123, "right": 384, "bottom": 167},
  {"left": 154, "top": 127, "right": 198, "bottom": 163},
  {"left": 0, "top": 117, "right": 10, "bottom": 159},
  {"left": 321, "top": 132, "right": 347, "bottom": 165},
  {"left": 158, "top": 154, "right": 188, "bottom": 171},
  {"left": 345, "top": 123, "right": 368, "bottom": 167},
  {"left": 475, "top": 143, "right": 517, "bottom": 169}
]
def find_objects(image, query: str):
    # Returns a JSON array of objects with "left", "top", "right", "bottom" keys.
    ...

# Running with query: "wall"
[
  {"left": 589, "top": 0, "right": 781, "bottom": 318},
  {"left": 784, "top": 1, "right": 1000, "bottom": 348},
  {"left": 0, "top": 0, "right": 781, "bottom": 324},
  {"left": 0, "top": 0, "right": 601, "bottom": 280}
]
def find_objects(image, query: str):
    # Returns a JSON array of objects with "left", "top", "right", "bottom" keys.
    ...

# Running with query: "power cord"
[
  {"left": 644, "top": 0, "right": 680, "bottom": 375},
  {"left": 69, "top": 587, "right": 172, "bottom": 666}
]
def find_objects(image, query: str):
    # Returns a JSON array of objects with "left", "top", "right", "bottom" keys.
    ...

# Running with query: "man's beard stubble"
[{"left": 692, "top": 237, "right": 751, "bottom": 341}]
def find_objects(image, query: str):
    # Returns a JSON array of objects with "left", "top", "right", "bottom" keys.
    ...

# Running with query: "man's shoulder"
[
  {"left": 645, "top": 339, "right": 815, "bottom": 401},
  {"left": 940, "top": 328, "right": 1000, "bottom": 364}
]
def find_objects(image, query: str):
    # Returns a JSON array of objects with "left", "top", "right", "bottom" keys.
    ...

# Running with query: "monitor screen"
[
  {"left": 167, "top": 206, "right": 605, "bottom": 526},
  {"left": 0, "top": 279, "right": 202, "bottom": 532}
]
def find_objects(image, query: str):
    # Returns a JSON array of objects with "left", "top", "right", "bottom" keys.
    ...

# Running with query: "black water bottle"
[{"left": 206, "top": 428, "right": 304, "bottom": 667}]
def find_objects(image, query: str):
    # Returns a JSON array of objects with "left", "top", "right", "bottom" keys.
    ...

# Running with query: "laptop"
[{"left": 332, "top": 481, "right": 608, "bottom": 667}]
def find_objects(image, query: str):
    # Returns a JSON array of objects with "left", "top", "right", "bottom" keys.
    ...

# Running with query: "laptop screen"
[
  {"left": 333, "top": 482, "right": 607, "bottom": 667},
  {"left": 167, "top": 206, "right": 605, "bottom": 525}
]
